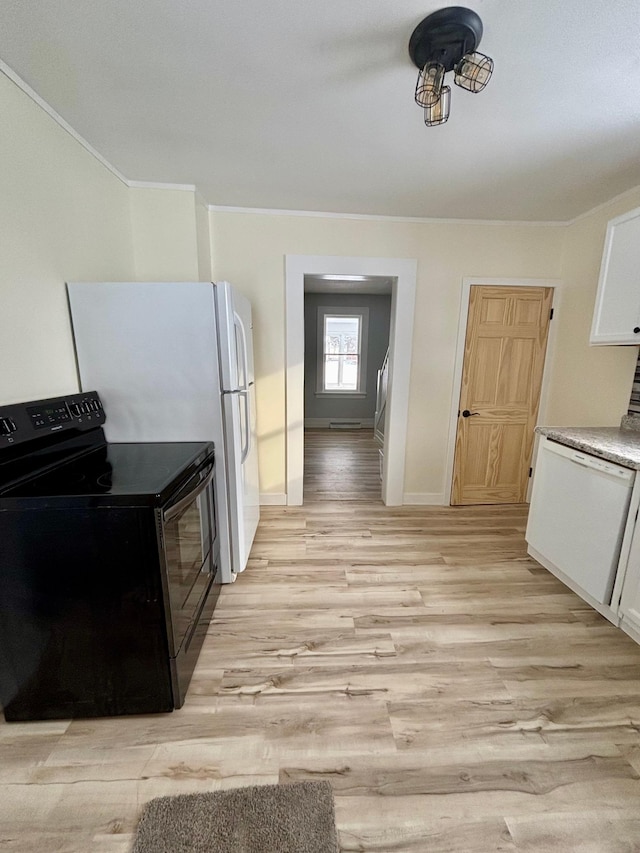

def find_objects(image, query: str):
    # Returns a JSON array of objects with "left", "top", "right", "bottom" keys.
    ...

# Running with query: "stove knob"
[
  {"left": 0, "top": 417, "right": 16, "bottom": 436},
  {"left": 68, "top": 403, "right": 82, "bottom": 417}
]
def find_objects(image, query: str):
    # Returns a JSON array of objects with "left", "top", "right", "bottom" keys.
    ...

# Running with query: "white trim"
[
  {"left": 4, "top": 57, "right": 640, "bottom": 228},
  {"left": 403, "top": 492, "right": 447, "bottom": 505},
  {"left": 260, "top": 493, "right": 287, "bottom": 506},
  {"left": 211, "top": 204, "right": 567, "bottom": 227},
  {"left": 314, "top": 392, "right": 367, "bottom": 399},
  {"left": 444, "top": 277, "right": 562, "bottom": 506},
  {"left": 304, "top": 418, "right": 374, "bottom": 428},
  {"left": 128, "top": 180, "right": 197, "bottom": 192},
  {"left": 286, "top": 255, "right": 417, "bottom": 507},
  {"left": 567, "top": 184, "right": 640, "bottom": 226},
  {"left": 0, "top": 58, "right": 129, "bottom": 186},
  {"left": 0, "top": 60, "right": 201, "bottom": 196}
]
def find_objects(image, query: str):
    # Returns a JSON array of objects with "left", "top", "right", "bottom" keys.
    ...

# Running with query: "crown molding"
[
  {"left": 0, "top": 58, "right": 129, "bottom": 186},
  {"left": 566, "top": 183, "right": 640, "bottom": 226},
  {"left": 3, "top": 57, "right": 640, "bottom": 227},
  {"left": 208, "top": 204, "right": 567, "bottom": 227},
  {"left": 127, "top": 180, "right": 197, "bottom": 192},
  {"left": 0, "top": 60, "right": 197, "bottom": 195}
]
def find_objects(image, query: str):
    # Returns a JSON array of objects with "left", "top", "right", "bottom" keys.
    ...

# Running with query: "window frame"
[{"left": 315, "top": 306, "right": 369, "bottom": 397}]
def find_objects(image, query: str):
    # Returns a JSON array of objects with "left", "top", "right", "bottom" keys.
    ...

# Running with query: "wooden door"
[{"left": 451, "top": 285, "right": 553, "bottom": 505}]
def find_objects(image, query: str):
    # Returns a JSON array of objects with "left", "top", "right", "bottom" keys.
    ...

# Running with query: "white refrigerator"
[{"left": 67, "top": 280, "right": 260, "bottom": 584}]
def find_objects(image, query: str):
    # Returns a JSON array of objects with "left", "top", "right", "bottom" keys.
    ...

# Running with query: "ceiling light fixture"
[{"left": 409, "top": 6, "right": 493, "bottom": 127}]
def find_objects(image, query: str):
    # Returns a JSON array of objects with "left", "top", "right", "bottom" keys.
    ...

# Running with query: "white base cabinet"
[
  {"left": 527, "top": 437, "right": 640, "bottom": 646},
  {"left": 619, "top": 504, "right": 640, "bottom": 637},
  {"left": 590, "top": 205, "right": 640, "bottom": 345}
]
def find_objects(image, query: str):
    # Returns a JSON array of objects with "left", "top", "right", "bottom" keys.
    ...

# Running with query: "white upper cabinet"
[{"left": 590, "top": 206, "right": 640, "bottom": 345}]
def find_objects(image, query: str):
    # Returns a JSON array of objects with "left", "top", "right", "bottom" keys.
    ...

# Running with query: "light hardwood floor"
[
  {"left": 304, "top": 428, "right": 382, "bottom": 502},
  {"left": 2, "top": 430, "right": 640, "bottom": 851}
]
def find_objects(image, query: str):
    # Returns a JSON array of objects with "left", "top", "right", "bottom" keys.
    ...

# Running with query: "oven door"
[{"left": 160, "top": 459, "right": 217, "bottom": 657}]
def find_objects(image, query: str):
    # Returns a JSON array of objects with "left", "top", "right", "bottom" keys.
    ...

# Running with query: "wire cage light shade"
[
  {"left": 409, "top": 7, "right": 493, "bottom": 126},
  {"left": 424, "top": 85, "right": 450, "bottom": 126},
  {"left": 454, "top": 51, "right": 494, "bottom": 92},
  {"left": 415, "top": 61, "right": 445, "bottom": 107}
]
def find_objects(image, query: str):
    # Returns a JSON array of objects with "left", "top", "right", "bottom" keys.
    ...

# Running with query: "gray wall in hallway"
[{"left": 304, "top": 292, "right": 391, "bottom": 420}]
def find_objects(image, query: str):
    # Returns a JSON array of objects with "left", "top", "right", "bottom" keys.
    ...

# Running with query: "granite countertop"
[{"left": 535, "top": 424, "right": 640, "bottom": 470}]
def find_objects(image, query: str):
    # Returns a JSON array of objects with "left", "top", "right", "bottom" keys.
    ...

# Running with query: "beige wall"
[
  {"left": 130, "top": 187, "right": 200, "bottom": 281},
  {"left": 546, "top": 190, "right": 640, "bottom": 426},
  {"left": 209, "top": 212, "right": 567, "bottom": 499},
  {"left": 0, "top": 71, "right": 209, "bottom": 408},
  {"left": 2, "top": 60, "right": 638, "bottom": 502},
  {"left": 195, "top": 193, "right": 213, "bottom": 281},
  {"left": 0, "top": 72, "right": 134, "bottom": 404}
]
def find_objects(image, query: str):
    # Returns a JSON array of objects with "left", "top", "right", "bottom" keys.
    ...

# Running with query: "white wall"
[
  {"left": 0, "top": 71, "right": 135, "bottom": 404},
  {"left": 209, "top": 211, "right": 566, "bottom": 500}
]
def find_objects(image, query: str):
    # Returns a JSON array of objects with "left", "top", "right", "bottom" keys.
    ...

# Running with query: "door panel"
[{"left": 452, "top": 285, "right": 553, "bottom": 505}]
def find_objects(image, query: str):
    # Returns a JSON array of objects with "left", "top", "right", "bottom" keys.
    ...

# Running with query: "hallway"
[{"left": 303, "top": 428, "right": 382, "bottom": 502}]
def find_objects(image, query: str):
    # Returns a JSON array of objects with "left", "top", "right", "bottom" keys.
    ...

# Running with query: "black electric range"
[{"left": 0, "top": 391, "right": 220, "bottom": 721}]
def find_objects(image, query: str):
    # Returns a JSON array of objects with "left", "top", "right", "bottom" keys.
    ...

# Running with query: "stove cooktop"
[{"left": 1, "top": 441, "right": 214, "bottom": 505}]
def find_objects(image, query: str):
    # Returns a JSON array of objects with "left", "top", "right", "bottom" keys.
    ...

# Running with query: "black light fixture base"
[{"left": 409, "top": 6, "right": 483, "bottom": 72}]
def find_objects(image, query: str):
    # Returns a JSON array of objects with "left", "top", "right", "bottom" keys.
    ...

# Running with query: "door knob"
[{"left": 461, "top": 409, "right": 480, "bottom": 417}]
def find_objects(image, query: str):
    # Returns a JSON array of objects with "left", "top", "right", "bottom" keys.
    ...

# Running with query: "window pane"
[
  {"left": 324, "top": 355, "right": 359, "bottom": 391},
  {"left": 324, "top": 355, "right": 339, "bottom": 387},
  {"left": 322, "top": 314, "right": 362, "bottom": 392},
  {"left": 341, "top": 355, "right": 358, "bottom": 389}
]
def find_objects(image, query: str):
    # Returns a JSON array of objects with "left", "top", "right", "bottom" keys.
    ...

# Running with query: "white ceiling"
[{"left": 2, "top": 0, "right": 640, "bottom": 221}]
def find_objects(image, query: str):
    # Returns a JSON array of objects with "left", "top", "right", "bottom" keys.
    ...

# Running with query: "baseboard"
[
  {"left": 260, "top": 493, "right": 287, "bottom": 506},
  {"left": 402, "top": 492, "right": 446, "bottom": 505},
  {"left": 304, "top": 418, "right": 374, "bottom": 429}
]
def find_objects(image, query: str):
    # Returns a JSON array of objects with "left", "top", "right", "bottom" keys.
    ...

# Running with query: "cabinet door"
[
  {"left": 619, "top": 508, "right": 640, "bottom": 633},
  {"left": 590, "top": 207, "right": 640, "bottom": 345}
]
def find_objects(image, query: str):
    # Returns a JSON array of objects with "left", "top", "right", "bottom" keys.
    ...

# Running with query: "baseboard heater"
[{"left": 329, "top": 421, "right": 363, "bottom": 429}]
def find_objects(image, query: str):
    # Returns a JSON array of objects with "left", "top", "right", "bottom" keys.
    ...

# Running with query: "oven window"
[{"left": 163, "top": 478, "right": 215, "bottom": 653}]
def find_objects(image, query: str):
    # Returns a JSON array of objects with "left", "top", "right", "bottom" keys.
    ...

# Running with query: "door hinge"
[
  {"left": 529, "top": 467, "right": 533, "bottom": 478},
  {"left": 549, "top": 308, "right": 554, "bottom": 320}
]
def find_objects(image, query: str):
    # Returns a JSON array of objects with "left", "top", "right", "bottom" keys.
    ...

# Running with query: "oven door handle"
[{"left": 163, "top": 462, "right": 215, "bottom": 524}]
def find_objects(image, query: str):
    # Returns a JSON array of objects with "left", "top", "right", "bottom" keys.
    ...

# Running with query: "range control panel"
[{"left": 0, "top": 391, "right": 105, "bottom": 449}]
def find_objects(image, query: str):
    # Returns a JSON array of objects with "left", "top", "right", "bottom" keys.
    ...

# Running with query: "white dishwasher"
[{"left": 526, "top": 436, "right": 635, "bottom": 605}]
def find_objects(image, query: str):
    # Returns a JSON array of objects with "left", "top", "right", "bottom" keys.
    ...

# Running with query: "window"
[{"left": 316, "top": 307, "right": 369, "bottom": 395}]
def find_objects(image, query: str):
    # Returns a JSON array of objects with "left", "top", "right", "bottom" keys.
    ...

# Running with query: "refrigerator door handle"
[
  {"left": 240, "top": 389, "right": 251, "bottom": 464},
  {"left": 234, "top": 311, "right": 249, "bottom": 391}
]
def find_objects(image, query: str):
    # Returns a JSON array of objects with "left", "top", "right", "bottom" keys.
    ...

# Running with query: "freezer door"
[
  {"left": 67, "top": 281, "right": 223, "bottom": 443},
  {"left": 222, "top": 386, "right": 260, "bottom": 575},
  {"left": 215, "top": 281, "right": 255, "bottom": 390}
]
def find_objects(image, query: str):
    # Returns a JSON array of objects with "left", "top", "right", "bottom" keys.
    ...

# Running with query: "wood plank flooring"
[
  {"left": 304, "top": 428, "right": 382, "bottom": 501},
  {"left": 2, "top": 430, "right": 640, "bottom": 851}
]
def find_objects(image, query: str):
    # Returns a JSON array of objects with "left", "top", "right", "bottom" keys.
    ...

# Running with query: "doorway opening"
[
  {"left": 303, "top": 276, "right": 391, "bottom": 502},
  {"left": 285, "top": 255, "right": 417, "bottom": 506}
]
